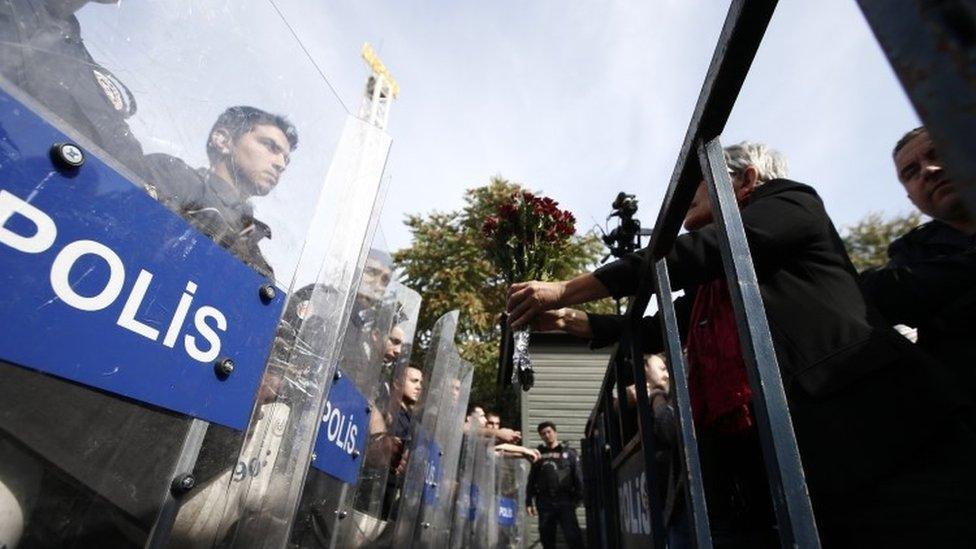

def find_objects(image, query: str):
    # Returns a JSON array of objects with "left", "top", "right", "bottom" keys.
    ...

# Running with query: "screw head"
[
  {"left": 365, "top": 405, "right": 372, "bottom": 414},
  {"left": 259, "top": 283, "right": 276, "bottom": 303},
  {"left": 333, "top": 370, "right": 343, "bottom": 381},
  {"left": 311, "top": 453, "right": 318, "bottom": 461},
  {"left": 336, "top": 510, "right": 348, "bottom": 520},
  {"left": 51, "top": 142, "right": 85, "bottom": 169},
  {"left": 351, "top": 450, "right": 360, "bottom": 459},
  {"left": 421, "top": 522, "right": 431, "bottom": 529},
  {"left": 171, "top": 474, "right": 196, "bottom": 495},
  {"left": 214, "top": 357, "right": 235, "bottom": 379}
]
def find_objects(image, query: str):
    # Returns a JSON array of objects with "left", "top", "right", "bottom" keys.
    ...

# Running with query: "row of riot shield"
[
  {"left": 390, "top": 312, "right": 474, "bottom": 549},
  {"left": 448, "top": 436, "right": 530, "bottom": 549},
  {"left": 0, "top": 1, "right": 394, "bottom": 547}
]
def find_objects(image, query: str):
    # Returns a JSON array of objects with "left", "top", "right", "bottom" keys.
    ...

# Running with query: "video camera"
[{"left": 602, "top": 191, "right": 652, "bottom": 262}]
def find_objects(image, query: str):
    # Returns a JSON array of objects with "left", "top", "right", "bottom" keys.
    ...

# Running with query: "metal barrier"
[{"left": 581, "top": 0, "right": 976, "bottom": 547}]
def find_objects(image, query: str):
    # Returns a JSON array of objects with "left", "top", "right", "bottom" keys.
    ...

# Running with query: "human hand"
[
  {"left": 528, "top": 448, "right": 541, "bottom": 463},
  {"left": 495, "top": 428, "right": 522, "bottom": 444},
  {"left": 532, "top": 309, "right": 567, "bottom": 332},
  {"left": 527, "top": 505, "right": 537, "bottom": 517},
  {"left": 507, "top": 281, "right": 567, "bottom": 328},
  {"left": 395, "top": 447, "right": 410, "bottom": 475}
]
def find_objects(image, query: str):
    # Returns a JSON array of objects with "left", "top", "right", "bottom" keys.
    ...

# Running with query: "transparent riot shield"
[
  {"left": 324, "top": 282, "right": 424, "bottom": 548},
  {"left": 470, "top": 435, "right": 500, "bottom": 549},
  {"left": 414, "top": 360, "right": 473, "bottom": 548},
  {"left": 494, "top": 456, "right": 530, "bottom": 549},
  {"left": 0, "top": 2, "right": 388, "bottom": 547},
  {"left": 448, "top": 432, "right": 478, "bottom": 549},
  {"left": 287, "top": 272, "right": 423, "bottom": 549},
  {"left": 387, "top": 311, "right": 463, "bottom": 547}
]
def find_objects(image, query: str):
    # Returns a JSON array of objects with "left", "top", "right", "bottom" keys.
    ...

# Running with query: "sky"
[
  {"left": 289, "top": 0, "right": 921, "bottom": 253},
  {"left": 77, "top": 0, "right": 922, "bottom": 265}
]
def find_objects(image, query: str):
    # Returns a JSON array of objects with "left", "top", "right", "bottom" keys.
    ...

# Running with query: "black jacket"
[
  {"left": 588, "top": 179, "right": 968, "bottom": 497},
  {"left": 860, "top": 220, "right": 976, "bottom": 392},
  {"left": 526, "top": 442, "right": 584, "bottom": 507}
]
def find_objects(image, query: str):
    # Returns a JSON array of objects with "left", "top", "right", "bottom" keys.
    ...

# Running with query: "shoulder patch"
[{"left": 92, "top": 67, "right": 137, "bottom": 118}]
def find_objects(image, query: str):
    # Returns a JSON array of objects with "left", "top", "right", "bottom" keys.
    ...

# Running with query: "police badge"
[{"left": 92, "top": 66, "right": 137, "bottom": 118}]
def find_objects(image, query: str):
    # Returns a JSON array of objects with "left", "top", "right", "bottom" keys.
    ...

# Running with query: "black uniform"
[
  {"left": 526, "top": 442, "right": 585, "bottom": 549},
  {"left": 145, "top": 153, "right": 275, "bottom": 278},
  {"left": 860, "top": 219, "right": 976, "bottom": 394},
  {"left": 0, "top": 0, "right": 148, "bottom": 179}
]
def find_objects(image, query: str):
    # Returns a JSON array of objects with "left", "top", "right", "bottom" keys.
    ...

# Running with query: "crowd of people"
[{"left": 508, "top": 131, "right": 976, "bottom": 547}]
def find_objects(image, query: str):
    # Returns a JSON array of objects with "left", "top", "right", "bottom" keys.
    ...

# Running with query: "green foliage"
[
  {"left": 842, "top": 210, "right": 923, "bottom": 272},
  {"left": 393, "top": 176, "right": 614, "bottom": 419}
]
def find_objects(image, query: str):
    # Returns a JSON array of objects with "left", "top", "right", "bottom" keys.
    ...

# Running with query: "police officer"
[
  {"left": 526, "top": 421, "right": 585, "bottom": 549},
  {"left": 0, "top": 0, "right": 148, "bottom": 179},
  {"left": 146, "top": 105, "right": 298, "bottom": 279}
]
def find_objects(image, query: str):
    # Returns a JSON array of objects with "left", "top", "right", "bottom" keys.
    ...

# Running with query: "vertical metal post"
[
  {"left": 624, "top": 328, "right": 666, "bottom": 547},
  {"left": 697, "top": 137, "right": 819, "bottom": 547},
  {"left": 145, "top": 419, "right": 210, "bottom": 548},
  {"left": 653, "top": 259, "right": 712, "bottom": 549},
  {"left": 857, "top": 0, "right": 976, "bottom": 216}
]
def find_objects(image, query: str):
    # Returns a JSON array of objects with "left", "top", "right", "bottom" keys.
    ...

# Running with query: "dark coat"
[
  {"left": 860, "top": 219, "right": 976, "bottom": 392},
  {"left": 588, "top": 179, "right": 969, "bottom": 498}
]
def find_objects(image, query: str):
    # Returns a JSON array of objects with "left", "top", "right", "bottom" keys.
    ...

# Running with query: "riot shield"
[
  {"left": 494, "top": 456, "right": 530, "bottom": 549},
  {"left": 387, "top": 311, "right": 464, "bottom": 547},
  {"left": 0, "top": 2, "right": 388, "bottom": 547},
  {"left": 469, "top": 435, "right": 500, "bottom": 549},
  {"left": 287, "top": 272, "right": 423, "bottom": 549},
  {"left": 414, "top": 360, "right": 473, "bottom": 548},
  {"left": 325, "top": 281, "right": 424, "bottom": 548},
  {"left": 448, "top": 432, "right": 477, "bottom": 549}
]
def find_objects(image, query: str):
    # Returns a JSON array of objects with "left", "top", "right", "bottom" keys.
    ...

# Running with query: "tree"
[
  {"left": 393, "top": 176, "right": 614, "bottom": 419},
  {"left": 841, "top": 210, "right": 923, "bottom": 272}
]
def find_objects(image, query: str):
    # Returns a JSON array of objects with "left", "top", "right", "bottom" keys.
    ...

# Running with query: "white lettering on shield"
[{"left": 0, "top": 189, "right": 227, "bottom": 363}]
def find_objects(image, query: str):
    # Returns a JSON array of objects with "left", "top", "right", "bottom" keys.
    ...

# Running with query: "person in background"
[
  {"left": 861, "top": 126, "right": 976, "bottom": 396},
  {"left": 488, "top": 411, "right": 541, "bottom": 463},
  {"left": 526, "top": 421, "right": 585, "bottom": 549}
]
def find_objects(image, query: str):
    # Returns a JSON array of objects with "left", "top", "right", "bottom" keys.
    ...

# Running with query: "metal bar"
[
  {"left": 145, "top": 418, "right": 210, "bottom": 549},
  {"left": 697, "top": 137, "right": 819, "bottom": 547},
  {"left": 857, "top": 0, "right": 976, "bottom": 216},
  {"left": 613, "top": 348, "right": 638, "bottom": 447},
  {"left": 628, "top": 0, "right": 778, "bottom": 322},
  {"left": 610, "top": 432, "right": 644, "bottom": 471},
  {"left": 653, "top": 259, "right": 712, "bottom": 549},
  {"left": 623, "top": 326, "right": 666, "bottom": 548}
]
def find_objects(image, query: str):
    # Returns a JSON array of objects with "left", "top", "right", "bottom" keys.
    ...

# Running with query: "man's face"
[
  {"left": 384, "top": 326, "right": 405, "bottom": 364},
  {"left": 684, "top": 181, "right": 713, "bottom": 231},
  {"left": 646, "top": 355, "right": 670, "bottom": 392},
  {"left": 683, "top": 167, "right": 757, "bottom": 231},
  {"left": 469, "top": 407, "right": 486, "bottom": 427},
  {"left": 227, "top": 123, "right": 291, "bottom": 197},
  {"left": 539, "top": 426, "right": 557, "bottom": 446},
  {"left": 896, "top": 131, "right": 967, "bottom": 223},
  {"left": 400, "top": 367, "right": 423, "bottom": 405},
  {"left": 359, "top": 258, "right": 392, "bottom": 305},
  {"left": 485, "top": 414, "right": 501, "bottom": 429}
]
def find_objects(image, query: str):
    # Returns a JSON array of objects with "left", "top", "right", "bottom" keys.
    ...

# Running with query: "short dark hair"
[
  {"left": 537, "top": 421, "right": 556, "bottom": 433},
  {"left": 893, "top": 126, "right": 926, "bottom": 157},
  {"left": 207, "top": 106, "right": 299, "bottom": 163},
  {"left": 467, "top": 403, "right": 484, "bottom": 415}
]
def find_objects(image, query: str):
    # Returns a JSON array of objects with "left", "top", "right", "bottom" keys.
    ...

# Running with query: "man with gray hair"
[{"left": 508, "top": 140, "right": 976, "bottom": 545}]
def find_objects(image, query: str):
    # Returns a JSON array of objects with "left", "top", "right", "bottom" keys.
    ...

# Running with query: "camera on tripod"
[{"left": 602, "top": 191, "right": 652, "bottom": 262}]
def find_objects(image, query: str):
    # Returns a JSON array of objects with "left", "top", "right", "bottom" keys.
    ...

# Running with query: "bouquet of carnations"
[{"left": 481, "top": 190, "right": 576, "bottom": 390}]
